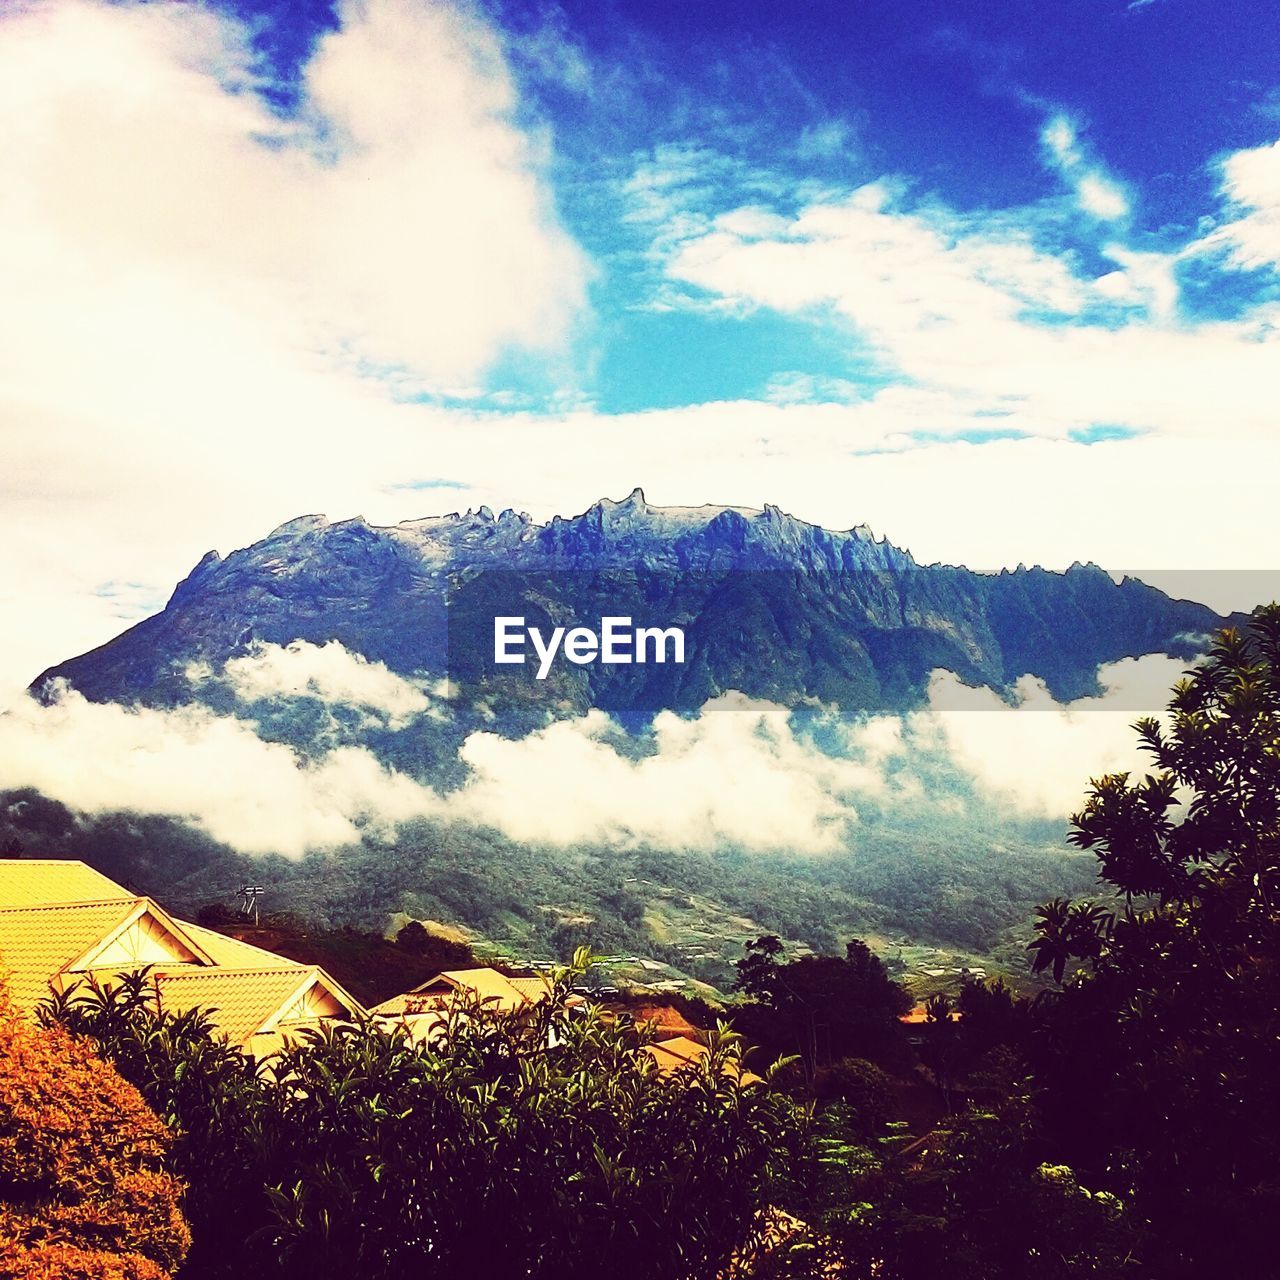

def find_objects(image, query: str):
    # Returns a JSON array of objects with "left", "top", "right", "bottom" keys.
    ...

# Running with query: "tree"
[
  {"left": 916, "top": 994, "right": 964, "bottom": 1113},
  {"left": 734, "top": 937, "right": 911, "bottom": 1087},
  {"left": 1028, "top": 606, "right": 1280, "bottom": 1278},
  {"left": 0, "top": 972, "right": 189, "bottom": 1279},
  {"left": 47, "top": 953, "right": 800, "bottom": 1279},
  {"left": 395, "top": 919, "right": 432, "bottom": 954},
  {"left": 734, "top": 933, "right": 785, "bottom": 1003}
]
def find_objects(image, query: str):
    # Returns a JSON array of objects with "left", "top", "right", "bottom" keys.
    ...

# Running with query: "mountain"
[
  {"left": 12, "top": 492, "right": 1236, "bottom": 984},
  {"left": 34, "top": 488, "right": 1224, "bottom": 716}
]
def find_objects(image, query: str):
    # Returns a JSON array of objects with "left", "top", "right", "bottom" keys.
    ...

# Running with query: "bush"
[
  {"left": 46, "top": 953, "right": 802, "bottom": 1279},
  {"left": 818, "top": 1059, "right": 892, "bottom": 1136},
  {"left": 0, "top": 973, "right": 189, "bottom": 1278}
]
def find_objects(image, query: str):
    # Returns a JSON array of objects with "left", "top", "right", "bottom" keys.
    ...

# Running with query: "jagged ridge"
[{"left": 34, "top": 490, "right": 1225, "bottom": 717}]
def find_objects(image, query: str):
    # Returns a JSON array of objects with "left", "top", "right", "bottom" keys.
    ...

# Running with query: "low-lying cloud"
[
  {"left": 453, "top": 693, "right": 884, "bottom": 853},
  {"left": 193, "top": 640, "right": 441, "bottom": 729},
  {"left": 913, "top": 654, "right": 1188, "bottom": 817},
  {"left": 0, "top": 655, "right": 1185, "bottom": 858},
  {"left": 0, "top": 680, "right": 441, "bottom": 855}
]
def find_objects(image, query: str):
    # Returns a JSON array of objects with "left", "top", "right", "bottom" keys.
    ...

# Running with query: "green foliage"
[
  {"left": 44, "top": 957, "right": 801, "bottom": 1279},
  {"left": 763, "top": 1093, "right": 1137, "bottom": 1280},
  {"left": 0, "top": 791, "right": 1096, "bottom": 979},
  {"left": 816, "top": 1059, "right": 893, "bottom": 1138},
  {"left": 1021, "top": 607, "right": 1280, "bottom": 1278},
  {"left": 732, "top": 936, "right": 912, "bottom": 1086}
]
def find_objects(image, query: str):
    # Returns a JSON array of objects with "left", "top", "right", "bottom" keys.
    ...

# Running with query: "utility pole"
[{"left": 236, "top": 885, "right": 264, "bottom": 927}]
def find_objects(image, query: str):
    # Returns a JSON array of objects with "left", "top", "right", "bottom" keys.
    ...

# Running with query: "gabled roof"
[
  {"left": 641, "top": 1034, "right": 763, "bottom": 1086},
  {"left": 370, "top": 990, "right": 432, "bottom": 1017},
  {"left": 0, "top": 899, "right": 140, "bottom": 1010},
  {"left": 0, "top": 860, "right": 366, "bottom": 1058},
  {"left": 0, "top": 859, "right": 134, "bottom": 908},
  {"left": 643, "top": 1034, "right": 709, "bottom": 1075},
  {"left": 69, "top": 896, "right": 217, "bottom": 973},
  {"left": 508, "top": 975, "right": 552, "bottom": 1003},
  {"left": 404, "top": 967, "right": 543, "bottom": 1013},
  {"left": 153, "top": 965, "right": 361, "bottom": 1052},
  {"left": 182, "top": 921, "right": 304, "bottom": 970},
  {"left": 0, "top": 895, "right": 221, "bottom": 1010}
]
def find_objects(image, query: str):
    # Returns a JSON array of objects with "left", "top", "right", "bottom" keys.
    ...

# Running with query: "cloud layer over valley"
[{"left": 0, "top": 642, "right": 1189, "bottom": 859}]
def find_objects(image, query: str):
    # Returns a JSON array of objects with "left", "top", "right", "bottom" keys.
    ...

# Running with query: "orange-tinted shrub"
[{"left": 0, "top": 973, "right": 189, "bottom": 1278}]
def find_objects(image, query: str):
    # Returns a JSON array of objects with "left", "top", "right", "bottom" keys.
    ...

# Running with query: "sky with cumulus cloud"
[{"left": 4, "top": 0, "right": 1280, "bottom": 700}]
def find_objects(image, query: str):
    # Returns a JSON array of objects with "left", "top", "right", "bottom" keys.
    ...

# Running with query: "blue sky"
[
  {"left": 2, "top": 0, "right": 1280, "bottom": 689},
  {"left": 212, "top": 0, "right": 1280, "bottom": 414}
]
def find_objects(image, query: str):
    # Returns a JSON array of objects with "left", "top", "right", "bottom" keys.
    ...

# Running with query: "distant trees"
[
  {"left": 0, "top": 974, "right": 189, "bottom": 1279},
  {"left": 732, "top": 936, "right": 911, "bottom": 1085},
  {"left": 394, "top": 918, "right": 432, "bottom": 953},
  {"left": 392, "top": 918, "right": 473, "bottom": 971},
  {"left": 45, "top": 954, "right": 800, "bottom": 1279},
  {"left": 764, "top": 611, "right": 1280, "bottom": 1278}
]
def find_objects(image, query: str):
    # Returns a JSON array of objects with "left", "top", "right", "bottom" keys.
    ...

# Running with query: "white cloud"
[
  {"left": 1041, "top": 113, "right": 1130, "bottom": 222},
  {"left": 659, "top": 181, "right": 1280, "bottom": 447},
  {"left": 913, "top": 654, "right": 1186, "bottom": 817},
  {"left": 0, "top": 654, "right": 1199, "bottom": 857},
  {"left": 0, "top": 0, "right": 588, "bottom": 695},
  {"left": 207, "top": 640, "right": 437, "bottom": 728},
  {"left": 1212, "top": 135, "right": 1280, "bottom": 270},
  {"left": 452, "top": 693, "right": 881, "bottom": 853},
  {"left": 2, "top": 0, "right": 1280, "bottom": 704},
  {"left": 0, "top": 682, "right": 441, "bottom": 855},
  {"left": 0, "top": 0, "right": 586, "bottom": 385}
]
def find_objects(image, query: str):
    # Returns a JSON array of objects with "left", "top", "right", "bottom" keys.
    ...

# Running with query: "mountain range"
[{"left": 35, "top": 488, "right": 1226, "bottom": 717}]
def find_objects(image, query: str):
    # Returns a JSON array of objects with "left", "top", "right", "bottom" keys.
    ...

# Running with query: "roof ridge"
[
  {"left": 154, "top": 965, "right": 314, "bottom": 981},
  {"left": 0, "top": 858, "right": 95, "bottom": 866},
  {"left": 0, "top": 897, "right": 141, "bottom": 915}
]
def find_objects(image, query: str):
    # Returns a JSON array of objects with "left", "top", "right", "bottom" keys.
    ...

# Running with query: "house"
[
  {"left": 371, "top": 966, "right": 555, "bottom": 1042},
  {"left": 641, "top": 1033, "right": 763, "bottom": 1086},
  {"left": 372, "top": 965, "right": 552, "bottom": 1015},
  {"left": 642, "top": 1033, "right": 712, "bottom": 1077},
  {"left": 0, "top": 859, "right": 364, "bottom": 1060}
]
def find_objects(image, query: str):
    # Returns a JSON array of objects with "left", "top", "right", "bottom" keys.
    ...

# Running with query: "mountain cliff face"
[{"left": 36, "top": 488, "right": 1222, "bottom": 719}]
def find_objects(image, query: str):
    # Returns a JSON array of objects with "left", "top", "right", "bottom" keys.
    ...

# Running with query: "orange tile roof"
[
  {"left": 0, "top": 898, "right": 138, "bottom": 1010},
  {"left": 0, "top": 862, "right": 363, "bottom": 1059},
  {"left": 0, "top": 859, "right": 133, "bottom": 908},
  {"left": 408, "top": 967, "right": 537, "bottom": 1013},
  {"left": 181, "top": 922, "right": 303, "bottom": 970},
  {"left": 507, "top": 975, "right": 552, "bottom": 1004},
  {"left": 644, "top": 1034, "right": 709, "bottom": 1074},
  {"left": 371, "top": 990, "right": 424, "bottom": 1016},
  {"left": 153, "top": 968, "right": 322, "bottom": 1048},
  {"left": 369, "top": 1000, "right": 448, "bottom": 1047},
  {"left": 641, "top": 1034, "right": 763, "bottom": 1087}
]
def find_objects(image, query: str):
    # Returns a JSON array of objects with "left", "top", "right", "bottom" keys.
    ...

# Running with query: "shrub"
[{"left": 0, "top": 972, "right": 189, "bottom": 1278}]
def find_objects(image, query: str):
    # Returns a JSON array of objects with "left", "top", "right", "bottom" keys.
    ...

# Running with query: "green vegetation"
[
  {"left": 0, "top": 792, "right": 1093, "bottom": 993},
  {"left": 751, "top": 607, "right": 1280, "bottom": 1276},
  {"left": 731, "top": 937, "right": 913, "bottom": 1086},
  {"left": 42, "top": 957, "right": 799, "bottom": 1280}
]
